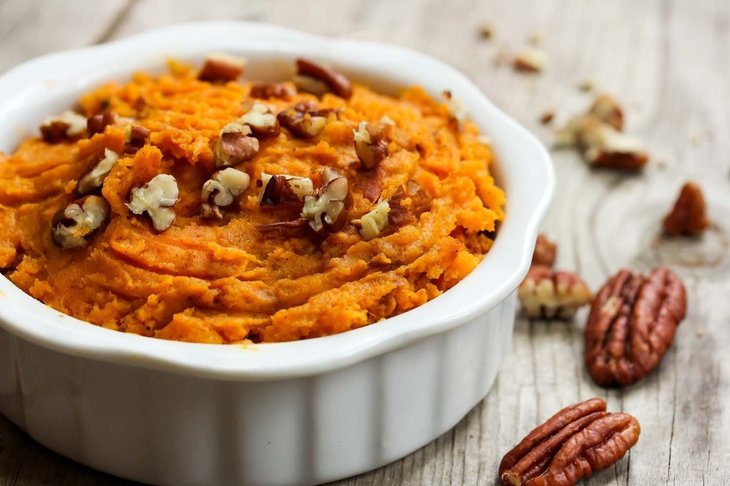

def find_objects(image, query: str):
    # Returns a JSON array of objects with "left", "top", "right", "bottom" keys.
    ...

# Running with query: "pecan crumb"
[
  {"left": 124, "top": 125, "right": 151, "bottom": 154},
  {"left": 478, "top": 22, "right": 495, "bottom": 39},
  {"left": 513, "top": 48, "right": 547, "bottom": 73},
  {"left": 87, "top": 111, "right": 117, "bottom": 136},
  {"left": 539, "top": 110, "right": 555, "bottom": 125},
  {"left": 662, "top": 181, "right": 709, "bottom": 237}
]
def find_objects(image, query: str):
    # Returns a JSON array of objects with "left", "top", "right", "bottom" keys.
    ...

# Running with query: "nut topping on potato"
[
  {"left": 359, "top": 201, "right": 390, "bottom": 241},
  {"left": 126, "top": 174, "right": 179, "bottom": 232},
  {"left": 259, "top": 173, "right": 314, "bottom": 207},
  {"left": 200, "top": 168, "right": 250, "bottom": 219},
  {"left": 277, "top": 104, "right": 328, "bottom": 139},
  {"left": 294, "top": 58, "right": 353, "bottom": 99},
  {"left": 239, "top": 102, "right": 281, "bottom": 138},
  {"left": 124, "top": 125, "right": 151, "bottom": 154},
  {"left": 198, "top": 53, "right": 246, "bottom": 83},
  {"left": 51, "top": 195, "right": 110, "bottom": 249},
  {"left": 353, "top": 121, "right": 389, "bottom": 169},
  {"left": 214, "top": 123, "right": 260, "bottom": 166},
  {"left": 40, "top": 110, "right": 87, "bottom": 143},
  {"left": 77, "top": 148, "right": 120, "bottom": 194},
  {"left": 249, "top": 82, "right": 296, "bottom": 100},
  {"left": 301, "top": 168, "right": 348, "bottom": 233}
]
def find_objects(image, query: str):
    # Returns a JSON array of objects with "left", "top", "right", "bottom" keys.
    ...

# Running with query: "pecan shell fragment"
[
  {"left": 584, "top": 267, "right": 687, "bottom": 387},
  {"left": 499, "top": 398, "right": 640, "bottom": 486}
]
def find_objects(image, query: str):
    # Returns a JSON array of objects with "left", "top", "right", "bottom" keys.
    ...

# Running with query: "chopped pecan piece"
[
  {"left": 294, "top": 58, "right": 353, "bottom": 99},
  {"left": 499, "top": 398, "right": 640, "bottom": 486},
  {"left": 51, "top": 195, "right": 110, "bottom": 249},
  {"left": 126, "top": 174, "right": 179, "bottom": 232},
  {"left": 239, "top": 102, "right": 280, "bottom": 138},
  {"left": 353, "top": 121, "right": 389, "bottom": 169},
  {"left": 589, "top": 94, "right": 624, "bottom": 131},
  {"left": 442, "top": 90, "right": 468, "bottom": 129},
  {"left": 277, "top": 104, "right": 328, "bottom": 139},
  {"left": 359, "top": 201, "right": 390, "bottom": 241},
  {"left": 513, "top": 48, "right": 548, "bottom": 73},
  {"left": 556, "top": 94, "right": 648, "bottom": 170},
  {"left": 259, "top": 173, "right": 314, "bottom": 207},
  {"left": 123, "top": 125, "right": 151, "bottom": 154},
  {"left": 40, "top": 111, "right": 87, "bottom": 143},
  {"left": 538, "top": 110, "right": 555, "bottom": 125},
  {"left": 198, "top": 53, "right": 246, "bottom": 83},
  {"left": 301, "top": 168, "right": 348, "bottom": 233},
  {"left": 200, "top": 168, "right": 250, "bottom": 219},
  {"left": 214, "top": 123, "right": 260, "bottom": 166},
  {"left": 86, "top": 111, "right": 117, "bottom": 136},
  {"left": 77, "top": 148, "right": 120, "bottom": 194},
  {"left": 518, "top": 266, "right": 592, "bottom": 319},
  {"left": 532, "top": 233, "right": 556, "bottom": 267},
  {"left": 387, "top": 186, "right": 413, "bottom": 228},
  {"left": 585, "top": 267, "right": 687, "bottom": 387},
  {"left": 249, "top": 82, "right": 296, "bottom": 100},
  {"left": 662, "top": 181, "right": 709, "bottom": 236}
]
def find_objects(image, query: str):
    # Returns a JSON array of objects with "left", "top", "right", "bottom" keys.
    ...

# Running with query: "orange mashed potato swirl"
[{"left": 0, "top": 60, "right": 505, "bottom": 344}]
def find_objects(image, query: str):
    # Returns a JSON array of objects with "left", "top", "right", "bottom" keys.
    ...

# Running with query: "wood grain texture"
[{"left": 1, "top": 0, "right": 729, "bottom": 484}]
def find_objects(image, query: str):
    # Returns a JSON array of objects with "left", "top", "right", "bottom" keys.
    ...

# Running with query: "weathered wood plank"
[
  {"left": 0, "top": 0, "right": 129, "bottom": 73},
  {"left": 0, "top": 0, "right": 728, "bottom": 484}
]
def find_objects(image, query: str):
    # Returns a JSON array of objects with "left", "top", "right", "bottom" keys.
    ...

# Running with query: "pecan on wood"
[
  {"left": 499, "top": 398, "right": 641, "bottom": 486},
  {"left": 584, "top": 267, "right": 687, "bottom": 387},
  {"left": 662, "top": 181, "right": 709, "bottom": 237},
  {"left": 518, "top": 266, "right": 592, "bottom": 320},
  {"left": 532, "top": 233, "right": 557, "bottom": 268}
]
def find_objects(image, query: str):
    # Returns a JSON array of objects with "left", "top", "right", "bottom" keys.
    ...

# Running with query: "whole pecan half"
[
  {"left": 662, "top": 181, "right": 709, "bottom": 237},
  {"left": 499, "top": 397, "right": 640, "bottom": 486},
  {"left": 518, "top": 266, "right": 592, "bottom": 320},
  {"left": 585, "top": 267, "right": 687, "bottom": 387}
]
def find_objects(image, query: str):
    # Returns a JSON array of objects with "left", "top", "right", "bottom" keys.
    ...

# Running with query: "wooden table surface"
[{"left": 1, "top": 0, "right": 729, "bottom": 484}]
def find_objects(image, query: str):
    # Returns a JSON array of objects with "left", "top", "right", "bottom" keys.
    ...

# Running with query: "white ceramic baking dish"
[{"left": 0, "top": 22, "right": 553, "bottom": 486}]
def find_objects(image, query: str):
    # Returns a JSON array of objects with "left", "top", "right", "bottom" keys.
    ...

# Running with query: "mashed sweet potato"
[{"left": 0, "top": 57, "right": 505, "bottom": 344}]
